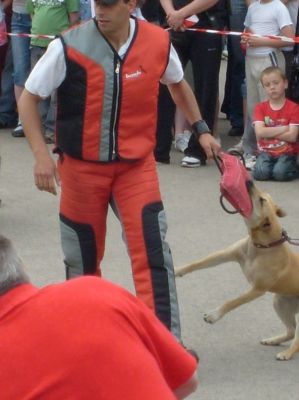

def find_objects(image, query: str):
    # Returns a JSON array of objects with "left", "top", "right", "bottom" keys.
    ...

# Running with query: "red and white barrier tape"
[
  {"left": 186, "top": 27, "right": 299, "bottom": 44},
  {"left": 173, "top": 15, "right": 299, "bottom": 44},
  {"left": 0, "top": 32, "right": 55, "bottom": 40},
  {"left": 0, "top": 16, "right": 298, "bottom": 44}
]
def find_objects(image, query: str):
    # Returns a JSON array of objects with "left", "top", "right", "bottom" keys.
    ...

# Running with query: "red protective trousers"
[{"left": 57, "top": 153, "right": 181, "bottom": 339}]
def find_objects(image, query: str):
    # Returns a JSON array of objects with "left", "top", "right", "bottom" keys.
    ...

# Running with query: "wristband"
[{"left": 192, "top": 120, "right": 211, "bottom": 140}]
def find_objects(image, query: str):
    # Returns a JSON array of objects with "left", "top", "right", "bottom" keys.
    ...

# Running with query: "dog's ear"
[{"left": 276, "top": 206, "right": 286, "bottom": 218}]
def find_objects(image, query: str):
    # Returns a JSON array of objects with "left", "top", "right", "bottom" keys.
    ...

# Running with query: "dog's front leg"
[
  {"left": 175, "top": 241, "right": 244, "bottom": 277},
  {"left": 204, "top": 288, "right": 265, "bottom": 324}
]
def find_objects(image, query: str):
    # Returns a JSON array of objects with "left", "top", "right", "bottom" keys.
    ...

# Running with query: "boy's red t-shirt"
[{"left": 254, "top": 99, "right": 299, "bottom": 157}]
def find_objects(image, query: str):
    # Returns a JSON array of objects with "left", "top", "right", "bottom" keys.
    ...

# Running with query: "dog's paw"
[
  {"left": 203, "top": 309, "right": 221, "bottom": 324},
  {"left": 276, "top": 350, "right": 293, "bottom": 361},
  {"left": 174, "top": 268, "right": 185, "bottom": 277},
  {"left": 260, "top": 338, "right": 281, "bottom": 346}
]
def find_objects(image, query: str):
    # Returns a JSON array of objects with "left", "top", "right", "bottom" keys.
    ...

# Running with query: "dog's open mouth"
[{"left": 261, "top": 218, "right": 271, "bottom": 230}]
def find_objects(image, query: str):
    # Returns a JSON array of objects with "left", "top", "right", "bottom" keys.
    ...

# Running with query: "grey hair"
[{"left": 0, "top": 235, "right": 30, "bottom": 295}]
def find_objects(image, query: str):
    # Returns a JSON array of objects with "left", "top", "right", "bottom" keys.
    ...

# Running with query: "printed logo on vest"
[{"left": 125, "top": 68, "right": 145, "bottom": 80}]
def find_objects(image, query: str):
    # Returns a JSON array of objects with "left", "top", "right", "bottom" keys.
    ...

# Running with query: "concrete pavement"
[{"left": 1, "top": 65, "right": 299, "bottom": 399}]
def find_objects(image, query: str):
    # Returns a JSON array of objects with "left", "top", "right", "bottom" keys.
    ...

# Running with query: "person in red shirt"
[
  {"left": 0, "top": 234, "right": 198, "bottom": 400},
  {"left": 253, "top": 66, "right": 299, "bottom": 181}
]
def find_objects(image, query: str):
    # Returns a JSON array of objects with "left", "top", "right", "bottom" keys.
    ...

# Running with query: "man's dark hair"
[{"left": 0, "top": 235, "right": 30, "bottom": 294}]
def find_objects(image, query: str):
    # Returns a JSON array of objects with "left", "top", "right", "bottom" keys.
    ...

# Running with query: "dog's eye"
[{"left": 259, "top": 197, "right": 265, "bottom": 205}]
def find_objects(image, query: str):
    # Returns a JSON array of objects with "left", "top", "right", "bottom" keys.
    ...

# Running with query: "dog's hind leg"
[
  {"left": 261, "top": 294, "right": 296, "bottom": 347},
  {"left": 276, "top": 313, "right": 299, "bottom": 361},
  {"left": 175, "top": 240, "right": 245, "bottom": 277}
]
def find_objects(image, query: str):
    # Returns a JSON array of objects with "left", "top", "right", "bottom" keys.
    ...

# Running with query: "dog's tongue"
[{"left": 218, "top": 152, "right": 253, "bottom": 218}]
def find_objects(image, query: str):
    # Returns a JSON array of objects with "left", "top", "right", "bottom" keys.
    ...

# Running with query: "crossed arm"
[{"left": 254, "top": 122, "right": 299, "bottom": 143}]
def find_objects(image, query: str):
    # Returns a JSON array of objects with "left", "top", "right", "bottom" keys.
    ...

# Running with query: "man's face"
[{"left": 95, "top": 0, "right": 136, "bottom": 35}]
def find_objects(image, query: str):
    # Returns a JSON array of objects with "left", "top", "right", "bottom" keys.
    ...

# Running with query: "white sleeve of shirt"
[
  {"left": 160, "top": 44, "right": 184, "bottom": 85},
  {"left": 277, "top": 2, "right": 293, "bottom": 29},
  {"left": 25, "top": 39, "right": 66, "bottom": 98}
]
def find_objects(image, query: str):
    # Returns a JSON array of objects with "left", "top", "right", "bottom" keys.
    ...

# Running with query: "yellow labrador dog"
[{"left": 176, "top": 182, "right": 299, "bottom": 360}]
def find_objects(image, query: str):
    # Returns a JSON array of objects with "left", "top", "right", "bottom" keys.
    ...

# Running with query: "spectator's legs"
[
  {"left": 272, "top": 155, "right": 299, "bottom": 181},
  {"left": 0, "top": 44, "right": 17, "bottom": 127},
  {"left": 10, "top": 11, "right": 31, "bottom": 136},
  {"left": 226, "top": 14, "right": 245, "bottom": 133},
  {"left": 252, "top": 152, "right": 274, "bottom": 180},
  {"left": 184, "top": 31, "right": 222, "bottom": 161},
  {"left": 154, "top": 84, "right": 175, "bottom": 163}
]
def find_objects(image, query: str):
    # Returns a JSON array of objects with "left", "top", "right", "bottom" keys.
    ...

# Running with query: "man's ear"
[
  {"left": 276, "top": 206, "right": 286, "bottom": 218},
  {"left": 128, "top": 0, "right": 137, "bottom": 12}
]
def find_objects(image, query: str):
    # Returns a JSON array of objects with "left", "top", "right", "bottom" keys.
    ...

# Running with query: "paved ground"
[{"left": 1, "top": 61, "right": 299, "bottom": 399}]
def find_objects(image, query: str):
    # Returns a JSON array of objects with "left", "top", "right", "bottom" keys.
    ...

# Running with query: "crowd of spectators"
[{"left": 1, "top": 0, "right": 298, "bottom": 170}]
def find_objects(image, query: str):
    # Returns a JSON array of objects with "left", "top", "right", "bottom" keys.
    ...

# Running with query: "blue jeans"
[
  {"left": 11, "top": 12, "right": 31, "bottom": 86},
  {"left": 253, "top": 152, "right": 299, "bottom": 181},
  {"left": 80, "top": 0, "right": 92, "bottom": 20},
  {"left": 0, "top": 44, "right": 17, "bottom": 126}
]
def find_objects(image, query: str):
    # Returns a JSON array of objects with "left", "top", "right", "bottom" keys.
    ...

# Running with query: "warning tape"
[
  {"left": 170, "top": 16, "right": 299, "bottom": 44},
  {"left": 0, "top": 17, "right": 298, "bottom": 44},
  {"left": 186, "top": 27, "right": 299, "bottom": 45},
  {"left": 0, "top": 32, "right": 55, "bottom": 40}
]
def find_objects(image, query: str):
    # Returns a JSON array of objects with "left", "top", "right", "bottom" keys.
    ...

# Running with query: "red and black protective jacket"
[{"left": 56, "top": 18, "right": 170, "bottom": 162}]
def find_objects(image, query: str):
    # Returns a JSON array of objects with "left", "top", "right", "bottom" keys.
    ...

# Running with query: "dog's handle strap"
[{"left": 219, "top": 194, "right": 238, "bottom": 214}]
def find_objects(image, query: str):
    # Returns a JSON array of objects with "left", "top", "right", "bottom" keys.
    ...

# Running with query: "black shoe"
[
  {"left": 187, "top": 348, "right": 199, "bottom": 363},
  {"left": 227, "top": 126, "right": 243, "bottom": 137},
  {"left": 11, "top": 123, "right": 25, "bottom": 137},
  {"left": 155, "top": 157, "right": 170, "bottom": 164},
  {"left": 183, "top": 345, "right": 199, "bottom": 363}
]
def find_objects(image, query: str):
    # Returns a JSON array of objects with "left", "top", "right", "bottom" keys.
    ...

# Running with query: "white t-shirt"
[
  {"left": 25, "top": 18, "right": 183, "bottom": 98},
  {"left": 244, "top": 0, "right": 293, "bottom": 56}
]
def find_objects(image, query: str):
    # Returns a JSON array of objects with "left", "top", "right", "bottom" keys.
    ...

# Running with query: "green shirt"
[{"left": 27, "top": 0, "right": 79, "bottom": 47}]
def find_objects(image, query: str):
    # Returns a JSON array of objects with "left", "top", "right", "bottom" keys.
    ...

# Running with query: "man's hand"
[
  {"left": 34, "top": 153, "right": 60, "bottom": 195},
  {"left": 166, "top": 10, "right": 186, "bottom": 31},
  {"left": 198, "top": 133, "right": 221, "bottom": 160}
]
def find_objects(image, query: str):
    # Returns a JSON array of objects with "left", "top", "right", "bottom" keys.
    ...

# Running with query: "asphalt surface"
[{"left": 1, "top": 62, "right": 299, "bottom": 399}]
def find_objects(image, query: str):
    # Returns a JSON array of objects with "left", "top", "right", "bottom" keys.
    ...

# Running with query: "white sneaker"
[
  {"left": 228, "top": 140, "right": 244, "bottom": 154},
  {"left": 175, "top": 130, "right": 191, "bottom": 153},
  {"left": 11, "top": 122, "right": 25, "bottom": 137},
  {"left": 181, "top": 156, "right": 201, "bottom": 168},
  {"left": 244, "top": 154, "right": 256, "bottom": 171}
]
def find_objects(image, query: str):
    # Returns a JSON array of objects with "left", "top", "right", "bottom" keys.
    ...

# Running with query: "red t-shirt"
[
  {"left": 0, "top": 277, "right": 197, "bottom": 399},
  {"left": 253, "top": 99, "right": 299, "bottom": 157}
]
